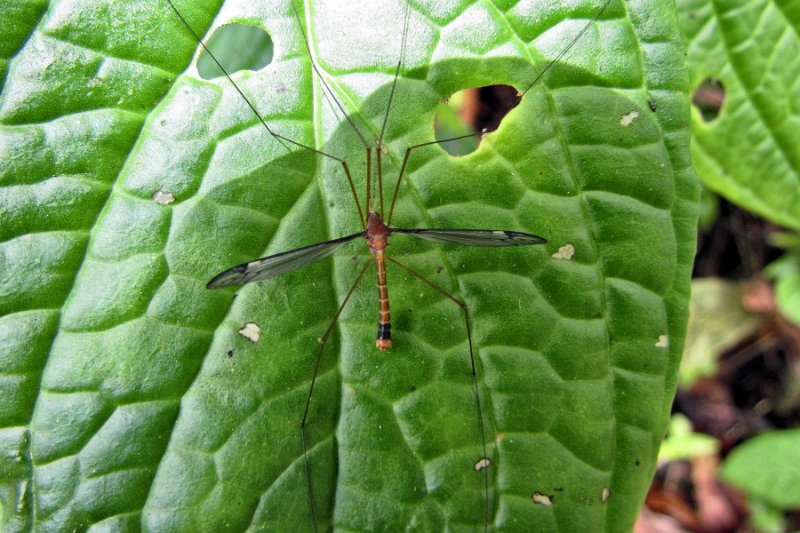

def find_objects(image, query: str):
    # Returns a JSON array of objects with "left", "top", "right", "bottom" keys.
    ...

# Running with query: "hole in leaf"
[
  {"left": 692, "top": 78, "right": 726, "bottom": 122},
  {"left": 434, "top": 84, "right": 520, "bottom": 156},
  {"left": 197, "top": 23, "right": 274, "bottom": 80}
]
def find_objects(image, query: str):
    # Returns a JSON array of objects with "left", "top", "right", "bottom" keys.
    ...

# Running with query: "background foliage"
[{"left": 660, "top": 0, "right": 800, "bottom": 530}]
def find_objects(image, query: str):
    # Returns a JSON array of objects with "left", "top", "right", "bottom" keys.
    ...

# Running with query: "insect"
[{"left": 166, "top": 0, "right": 615, "bottom": 530}]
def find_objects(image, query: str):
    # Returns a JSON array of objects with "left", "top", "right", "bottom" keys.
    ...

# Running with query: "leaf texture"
[{"left": 0, "top": 1, "right": 698, "bottom": 531}]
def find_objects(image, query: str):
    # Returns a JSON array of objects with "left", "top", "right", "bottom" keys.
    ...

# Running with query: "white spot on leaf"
[
  {"left": 151, "top": 189, "right": 175, "bottom": 205},
  {"left": 474, "top": 457, "right": 491, "bottom": 471},
  {"left": 602, "top": 486, "right": 611, "bottom": 503},
  {"left": 238, "top": 322, "right": 261, "bottom": 343},
  {"left": 551, "top": 244, "right": 575, "bottom": 260},
  {"left": 532, "top": 492, "right": 553, "bottom": 507},
  {"left": 620, "top": 110, "right": 639, "bottom": 126},
  {"left": 656, "top": 335, "right": 669, "bottom": 348}
]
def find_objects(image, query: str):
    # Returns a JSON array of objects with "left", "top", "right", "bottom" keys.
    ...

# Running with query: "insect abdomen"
[{"left": 375, "top": 251, "right": 391, "bottom": 351}]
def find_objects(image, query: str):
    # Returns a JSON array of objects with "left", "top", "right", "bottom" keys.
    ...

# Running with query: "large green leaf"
[{"left": 0, "top": 0, "right": 697, "bottom": 531}]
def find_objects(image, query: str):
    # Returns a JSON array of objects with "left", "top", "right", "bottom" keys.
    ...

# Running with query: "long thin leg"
[
  {"left": 377, "top": 148, "right": 385, "bottom": 217},
  {"left": 377, "top": 2, "right": 411, "bottom": 147},
  {"left": 365, "top": 147, "right": 372, "bottom": 220},
  {"left": 291, "top": 0, "right": 375, "bottom": 224},
  {"left": 301, "top": 259, "right": 373, "bottom": 533},
  {"left": 386, "top": 257, "right": 491, "bottom": 532},
  {"left": 386, "top": 132, "right": 481, "bottom": 225},
  {"left": 290, "top": 1, "right": 370, "bottom": 151},
  {"left": 518, "top": 0, "right": 614, "bottom": 99},
  {"left": 386, "top": 1, "right": 615, "bottom": 227},
  {"left": 164, "top": 0, "right": 366, "bottom": 228},
  {"left": 376, "top": 2, "right": 411, "bottom": 218}
]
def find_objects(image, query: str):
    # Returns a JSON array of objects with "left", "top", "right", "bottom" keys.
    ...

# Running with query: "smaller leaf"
[
  {"left": 681, "top": 278, "right": 763, "bottom": 387},
  {"left": 659, "top": 414, "right": 719, "bottom": 462},
  {"left": 720, "top": 428, "right": 800, "bottom": 509},
  {"left": 765, "top": 254, "right": 800, "bottom": 326}
]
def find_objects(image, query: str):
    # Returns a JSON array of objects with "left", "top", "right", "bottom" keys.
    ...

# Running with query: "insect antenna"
[{"left": 165, "top": 0, "right": 366, "bottom": 227}]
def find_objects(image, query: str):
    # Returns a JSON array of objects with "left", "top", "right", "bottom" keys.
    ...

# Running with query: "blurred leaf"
[
  {"left": 765, "top": 254, "right": 800, "bottom": 326},
  {"left": 681, "top": 278, "right": 763, "bottom": 387},
  {"left": 697, "top": 184, "right": 719, "bottom": 231},
  {"left": 720, "top": 428, "right": 800, "bottom": 510},
  {"left": 749, "top": 498, "right": 787, "bottom": 533},
  {"left": 434, "top": 90, "right": 480, "bottom": 156},
  {"left": 659, "top": 414, "right": 719, "bottom": 462},
  {"left": 768, "top": 231, "right": 800, "bottom": 251},
  {"left": 677, "top": 0, "right": 800, "bottom": 231}
]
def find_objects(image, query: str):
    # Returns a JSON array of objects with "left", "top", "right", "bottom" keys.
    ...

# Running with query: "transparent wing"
[
  {"left": 207, "top": 232, "right": 363, "bottom": 289},
  {"left": 391, "top": 228, "right": 547, "bottom": 247}
]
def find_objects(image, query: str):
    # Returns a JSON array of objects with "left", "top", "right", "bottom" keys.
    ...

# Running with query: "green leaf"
[
  {"left": 659, "top": 414, "right": 719, "bottom": 462},
  {"left": 720, "top": 428, "right": 800, "bottom": 510},
  {"left": 677, "top": 0, "right": 800, "bottom": 231},
  {"left": 765, "top": 253, "right": 800, "bottom": 326},
  {"left": 0, "top": 0, "right": 697, "bottom": 531}
]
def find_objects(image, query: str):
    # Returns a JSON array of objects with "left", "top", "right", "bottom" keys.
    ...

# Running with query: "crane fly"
[
  {"left": 166, "top": 0, "right": 615, "bottom": 530},
  {"left": 207, "top": 220, "right": 547, "bottom": 348}
]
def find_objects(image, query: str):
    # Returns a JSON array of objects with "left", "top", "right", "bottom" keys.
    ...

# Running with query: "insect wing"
[
  {"left": 207, "top": 232, "right": 363, "bottom": 288},
  {"left": 392, "top": 228, "right": 547, "bottom": 247}
]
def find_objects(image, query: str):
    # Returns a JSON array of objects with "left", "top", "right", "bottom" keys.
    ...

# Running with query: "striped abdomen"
[{"left": 374, "top": 250, "right": 391, "bottom": 351}]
